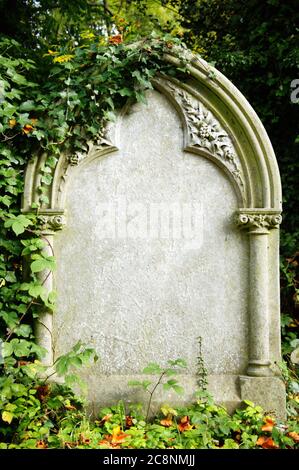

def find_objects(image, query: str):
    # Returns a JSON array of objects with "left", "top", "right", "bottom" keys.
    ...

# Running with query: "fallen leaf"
[
  {"left": 2, "top": 411, "right": 13, "bottom": 424},
  {"left": 178, "top": 416, "right": 193, "bottom": 432},
  {"left": 79, "top": 433, "right": 91, "bottom": 445},
  {"left": 36, "top": 384, "right": 50, "bottom": 402},
  {"left": 111, "top": 426, "right": 130, "bottom": 445},
  {"left": 98, "top": 438, "right": 114, "bottom": 448},
  {"left": 9, "top": 119, "right": 17, "bottom": 128},
  {"left": 22, "top": 124, "right": 34, "bottom": 134},
  {"left": 125, "top": 415, "right": 134, "bottom": 428},
  {"left": 287, "top": 431, "right": 299, "bottom": 443},
  {"left": 261, "top": 417, "right": 275, "bottom": 432},
  {"left": 98, "top": 414, "right": 112, "bottom": 426},
  {"left": 36, "top": 440, "right": 48, "bottom": 449},
  {"left": 256, "top": 436, "right": 279, "bottom": 449},
  {"left": 160, "top": 417, "right": 173, "bottom": 427},
  {"left": 65, "top": 404, "right": 77, "bottom": 410},
  {"left": 109, "top": 34, "right": 123, "bottom": 44}
]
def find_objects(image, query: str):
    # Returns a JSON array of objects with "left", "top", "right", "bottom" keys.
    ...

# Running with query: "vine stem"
[
  {"left": 5, "top": 228, "right": 55, "bottom": 342},
  {"left": 145, "top": 371, "right": 166, "bottom": 422}
]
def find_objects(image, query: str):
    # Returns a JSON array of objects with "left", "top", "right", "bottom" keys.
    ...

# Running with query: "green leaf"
[
  {"left": 19, "top": 100, "right": 35, "bottom": 112},
  {"left": 30, "top": 256, "right": 56, "bottom": 273},
  {"left": 11, "top": 221, "right": 25, "bottom": 236},
  {"left": 142, "top": 363, "right": 162, "bottom": 374},
  {"left": 119, "top": 88, "right": 133, "bottom": 97}
]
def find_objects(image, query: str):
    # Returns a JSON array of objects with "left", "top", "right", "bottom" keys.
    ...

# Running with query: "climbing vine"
[
  {"left": 0, "top": 31, "right": 298, "bottom": 448},
  {"left": 0, "top": 33, "right": 190, "bottom": 444}
]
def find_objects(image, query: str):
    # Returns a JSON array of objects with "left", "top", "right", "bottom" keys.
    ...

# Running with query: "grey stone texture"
[{"left": 22, "top": 47, "right": 285, "bottom": 418}]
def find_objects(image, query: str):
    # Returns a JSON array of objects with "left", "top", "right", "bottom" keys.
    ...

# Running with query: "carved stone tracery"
[
  {"left": 236, "top": 212, "right": 282, "bottom": 231},
  {"left": 163, "top": 81, "right": 245, "bottom": 193}
]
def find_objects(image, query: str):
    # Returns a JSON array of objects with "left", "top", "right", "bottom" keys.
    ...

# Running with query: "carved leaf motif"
[{"left": 165, "top": 81, "right": 245, "bottom": 191}]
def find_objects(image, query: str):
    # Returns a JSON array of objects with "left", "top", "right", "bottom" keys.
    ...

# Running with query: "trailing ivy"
[{"left": 0, "top": 33, "right": 189, "bottom": 444}]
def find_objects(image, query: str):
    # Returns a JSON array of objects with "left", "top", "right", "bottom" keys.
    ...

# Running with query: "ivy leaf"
[
  {"left": 19, "top": 100, "right": 35, "bottom": 112},
  {"left": 119, "top": 87, "right": 133, "bottom": 97},
  {"left": 30, "top": 256, "right": 56, "bottom": 273},
  {"left": 2, "top": 411, "right": 14, "bottom": 424},
  {"left": 4, "top": 214, "right": 32, "bottom": 236}
]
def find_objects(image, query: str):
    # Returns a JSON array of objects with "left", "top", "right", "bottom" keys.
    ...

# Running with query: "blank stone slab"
[{"left": 53, "top": 90, "right": 249, "bottom": 376}]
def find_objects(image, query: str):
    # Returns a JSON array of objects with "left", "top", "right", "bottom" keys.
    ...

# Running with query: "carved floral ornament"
[
  {"left": 160, "top": 80, "right": 245, "bottom": 195},
  {"left": 235, "top": 212, "right": 282, "bottom": 232},
  {"left": 38, "top": 214, "right": 66, "bottom": 232}
]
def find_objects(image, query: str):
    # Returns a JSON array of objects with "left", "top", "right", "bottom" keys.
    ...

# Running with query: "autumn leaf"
[
  {"left": 178, "top": 416, "right": 193, "bottom": 432},
  {"left": 261, "top": 417, "right": 275, "bottom": 432},
  {"left": 125, "top": 415, "right": 134, "bottom": 428},
  {"left": 98, "top": 414, "right": 112, "bottom": 426},
  {"left": 287, "top": 431, "right": 299, "bottom": 443},
  {"left": 65, "top": 404, "right": 77, "bottom": 410},
  {"left": 22, "top": 124, "right": 34, "bottom": 134},
  {"left": 36, "top": 440, "right": 48, "bottom": 449},
  {"left": 9, "top": 119, "right": 17, "bottom": 128},
  {"left": 79, "top": 433, "right": 91, "bottom": 445},
  {"left": 98, "top": 438, "right": 114, "bottom": 448},
  {"left": 36, "top": 384, "right": 50, "bottom": 402},
  {"left": 160, "top": 417, "right": 173, "bottom": 427},
  {"left": 109, "top": 34, "right": 123, "bottom": 45},
  {"left": 111, "top": 426, "right": 130, "bottom": 445},
  {"left": 2, "top": 411, "right": 14, "bottom": 424},
  {"left": 53, "top": 54, "right": 74, "bottom": 63},
  {"left": 256, "top": 436, "right": 279, "bottom": 449}
]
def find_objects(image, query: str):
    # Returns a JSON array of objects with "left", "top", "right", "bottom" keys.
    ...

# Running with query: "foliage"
[
  {"left": 128, "top": 358, "right": 187, "bottom": 422},
  {"left": 0, "top": 1, "right": 298, "bottom": 448},
  {"left": 1, "top": 390, "right": 299, "bottom": 449}
]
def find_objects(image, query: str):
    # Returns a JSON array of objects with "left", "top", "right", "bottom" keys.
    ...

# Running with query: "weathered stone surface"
[
  {"left": 53, "top": 91, "right": 249, "bottom": 378},
  {"left": 239, "top": 376, "right": 286, "bottom": 420},
  {"left": 23, "top": 48, "right": 285, "bottom": 417}
]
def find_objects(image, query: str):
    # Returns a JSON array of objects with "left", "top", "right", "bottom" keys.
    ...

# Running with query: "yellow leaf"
[
  {"left": 2, "top": 411, "right": 14, "bottom": 424},
  {"left": 9, "top": 119, "right": 17, "bottom": 128}
]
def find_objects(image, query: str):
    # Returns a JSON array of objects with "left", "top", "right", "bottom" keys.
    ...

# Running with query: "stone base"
[
  {"left": 78, "top": 371, "right": 286, "bottom": 419},
  {"left": 239, "top": 375, "right": 286, "bottom": 420}
]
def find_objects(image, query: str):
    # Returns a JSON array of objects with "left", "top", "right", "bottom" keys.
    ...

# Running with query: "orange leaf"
[
  {"left": 287, "top": 431, "right": 299, "bottom": 443},
  {"left": 109, "top": 34, "right": 123, "bottom": 45},
  {"left": 261, "top": 417, "right": 275, "bottom": 432},
  {"left": 98, "top": 414, "right": 112, "bottom": 426},
  {"left": 178, "top": 416, "right": 193, "bottom": 432},
  {"left": 256, "top": 436, "right": 279, "bottom": 449},
  {"left": 111, "top": 426, "right": 130, "bottom": 445},
  {"left": 125, "top": 415, "right": 134, "bottom": 428},
  {"left": 22, "top": 124, "right": 34, "bottom": 134},
  {"left": 36, "top": 440, "right": 48, "bottom": 449},
  {"left": 98, "top": 438, "right": 114, "bottom": 448},
  {"left": 160, "top": 418, "right": 173, "bottom": 427}
]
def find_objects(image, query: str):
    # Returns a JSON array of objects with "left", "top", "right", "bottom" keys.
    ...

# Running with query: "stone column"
[
  {"left": 236, "top": 211, "right": 282, "bottom": 377},
  {"left": 35, "top": 213, "right": 66, "bottom": 366}
]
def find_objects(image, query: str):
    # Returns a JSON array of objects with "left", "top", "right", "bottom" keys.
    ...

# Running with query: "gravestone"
[{"left": 23, "top": 48, "right": 285, "bottom": 417}]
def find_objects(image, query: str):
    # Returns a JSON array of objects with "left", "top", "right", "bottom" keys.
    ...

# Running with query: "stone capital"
[
  {"left": 38, "top": 213, "right": 66, "bottom": 232},
  {"left": 235, "top": 210, "right": 282, "bottom": 233}
]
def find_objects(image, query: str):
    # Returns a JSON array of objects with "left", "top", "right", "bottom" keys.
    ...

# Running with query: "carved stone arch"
[{"left": 22, "top": 46, "right": 285, "bottom": 416}]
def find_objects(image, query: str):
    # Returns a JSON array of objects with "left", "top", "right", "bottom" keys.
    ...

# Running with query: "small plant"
[
  {"left": 196, "top": 336, "right": 208, "bottom": 391},
  {"left": 128, "top": 358, "right": 187, "bottom": 422}
]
